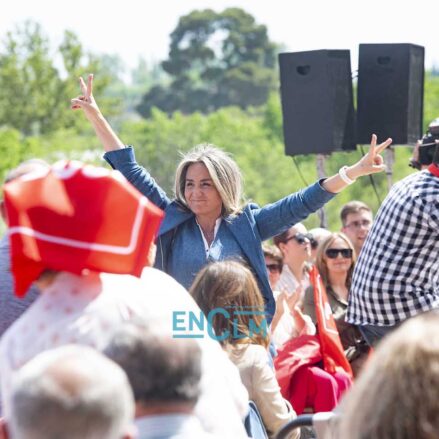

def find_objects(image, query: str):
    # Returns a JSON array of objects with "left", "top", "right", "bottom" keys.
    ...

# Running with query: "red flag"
[
  {"left": 309, "top": 265, "right": 353, "bottom": 379},
  {"left": 274, "top": 334, "right": 322, "bottom": 400}
]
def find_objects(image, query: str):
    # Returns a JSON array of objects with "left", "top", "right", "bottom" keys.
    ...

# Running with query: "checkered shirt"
[{"left": 347, "top": 169, "right": 439, "bottom": 326}]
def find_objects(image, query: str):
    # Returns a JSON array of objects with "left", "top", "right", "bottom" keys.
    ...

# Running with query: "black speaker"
[
  {"left": 357, "top": 43, "right": 424, "bottom": 145},
  {"left": 279, "top": 50, "right": 356, "bottom": 156}
]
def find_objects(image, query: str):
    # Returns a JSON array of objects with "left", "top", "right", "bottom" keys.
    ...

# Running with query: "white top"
[
  {"left": 271, "top": 290, "right": 316, "bottom": 348},
  {"left": 273, "top": 267, "right": 314, "bottom": 348},
  {"left": 275, "top": 265, "right": 310, "bottom": 297},
  {"left": 196, "top": 217, "right": 222, "bottom": 256},
  {"left": 135, "top": 413, "right": 217, "bottom": 439},
  {"left": 0, "top": 268, "right": 248, "bottom": 439}
]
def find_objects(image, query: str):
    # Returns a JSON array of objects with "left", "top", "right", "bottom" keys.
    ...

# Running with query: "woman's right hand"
[
  {"left": 71, "top": 74, "right": 101, "bottom": 122},
  {"left": 70, "top": 74, "right": 125, "bottom": 152}
]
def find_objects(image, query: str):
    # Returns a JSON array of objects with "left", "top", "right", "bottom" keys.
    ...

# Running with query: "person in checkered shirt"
[{"left": 347, "top": 136, "right": 439, "bottom": 346}]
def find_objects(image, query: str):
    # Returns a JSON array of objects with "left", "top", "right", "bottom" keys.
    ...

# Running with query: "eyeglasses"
[
  {"left": 325, "top": 248, "right": 353, "bottom": 259},
  {"left": 344, "top": 219, "right": 372, "bottom": 229},
  {"left": 266, "top": 264, "right": 282, "bottom": 273},
  {"left": 284, "top": 232, "right": 315, "bottom": 246}
]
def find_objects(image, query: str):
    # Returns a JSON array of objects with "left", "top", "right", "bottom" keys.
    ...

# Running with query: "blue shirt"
[
  {"left": 104, "top": 146, "right": 336, "bottom": 320},
  {"left": 0, "top": 235, "right": 39, "bottom": 338},
  {"left": 168, "top": 218, "right": 246, "bottom": 289}
]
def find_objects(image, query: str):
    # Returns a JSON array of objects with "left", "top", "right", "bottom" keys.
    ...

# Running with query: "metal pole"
[
  {"left": 384, "top": 147, "right": 395, "bottom": 191},
  {"left": 316, "top": 154, "right": 328, "bottom": 228}
]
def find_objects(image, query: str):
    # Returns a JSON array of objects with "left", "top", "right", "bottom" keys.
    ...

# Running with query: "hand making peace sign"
[
  {"left": 353, "top": 134, "right": 393, "bottom": 177},
  {"left": 71, "top": 74, "right": 101, "bottom": 121}
]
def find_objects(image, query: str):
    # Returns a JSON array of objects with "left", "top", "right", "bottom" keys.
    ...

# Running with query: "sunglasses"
[
  {"left": 284, "top": 233, "right": 317, "bottom": 247},
  {"left": 325, "top": 248, "right": 353, "bottom": 259},
  {"left": 266, "top": 263, "right": 282, "bottom": 273}
]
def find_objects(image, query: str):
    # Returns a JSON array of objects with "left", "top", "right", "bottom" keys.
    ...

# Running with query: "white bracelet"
[{"left": 338, "top": 166, "right": 356, "bottom": 185}]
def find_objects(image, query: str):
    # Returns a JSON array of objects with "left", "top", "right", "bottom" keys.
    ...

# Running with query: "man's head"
[
  {"left": 340, "top": 201, "right": 373, "bottom": 255},
  {"left": 104, "top": 322, "right": 202, "bottom": 417},
  {"left": 6, "top": 345, "right": 135, "bottom": 439},
  {"left": 1, "top": 159, "right": 49, "bottom": 223}
]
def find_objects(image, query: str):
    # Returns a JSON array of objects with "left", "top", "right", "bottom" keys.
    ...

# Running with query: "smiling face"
[
  {"left": 184, "top": 162, "right": 223, "bottom": 219},
  {"left": 324, "top": 236, "right": 353, "bottom": 275}
]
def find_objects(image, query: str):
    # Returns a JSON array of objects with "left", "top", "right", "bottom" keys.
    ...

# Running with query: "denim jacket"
[{"left": 104, "top": 146, "right": 335, "bottom": 319}]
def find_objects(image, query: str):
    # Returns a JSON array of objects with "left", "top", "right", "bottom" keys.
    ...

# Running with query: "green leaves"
[
  {"left": 0, "top": 21, "right": 116, "bottom": 136},
  {"left": 137, "top": 8, "right": 278, "bottom": 117}
]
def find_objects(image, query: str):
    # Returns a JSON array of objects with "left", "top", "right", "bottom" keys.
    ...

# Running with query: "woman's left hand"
[
  {"left": 348, "top": 134, "right": 392, "bottom": 179},
  {"left": 322, "top": 134, "right": 393, "bottom": 193}
]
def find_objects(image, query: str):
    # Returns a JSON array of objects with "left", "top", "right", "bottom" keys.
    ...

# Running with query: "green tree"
[
  {"left": 0, "top": 21, "right": 115, "bottom": 135},
  {"left": 137, "top": 8, "right": 278, "bottom": 117}
]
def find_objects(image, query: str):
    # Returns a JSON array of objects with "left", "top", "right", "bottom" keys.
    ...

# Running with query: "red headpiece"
[{"left": 3, "top": 161, "right": 164, "bottom": 297}]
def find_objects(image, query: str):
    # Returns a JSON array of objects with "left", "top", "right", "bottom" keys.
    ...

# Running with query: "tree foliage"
[
  {"left": 2, "top": 16, "right": 439, "bottom": 238},
  {"left": 0, "top": 21, "right": 115, "bottom": 136},
  {"left": 137, "top": 8, "right": 278, "bottom": 117}
]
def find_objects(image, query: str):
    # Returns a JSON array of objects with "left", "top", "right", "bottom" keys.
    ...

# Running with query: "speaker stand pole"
[
  {"left": 316, "top": 154, "right": 328, "bottom": 228},
  {"left": 384, "top": 147, "right": 395, "bottom": 191}
]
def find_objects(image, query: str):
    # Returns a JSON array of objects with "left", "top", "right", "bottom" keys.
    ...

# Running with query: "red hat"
[{"left": 3, "top": 160, "right": 164, "bottom": 297}]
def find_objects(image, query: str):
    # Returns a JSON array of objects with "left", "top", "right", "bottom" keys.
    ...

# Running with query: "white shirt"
[
  {"left": 135, "top": 413, "right": 217, "bottom": 439},
  {"left": 275, "top": 264, "right": 310, "bottom": 296},
  {"left": 0, "top": 268, "right": 248, "bottom": 439},
  {"left": 196, "top": 217, "right": 222, "bottom": 257}
]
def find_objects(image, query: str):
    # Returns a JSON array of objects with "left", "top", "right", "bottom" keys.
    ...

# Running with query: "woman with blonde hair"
[
  {"left": 304, "top": 232, "right": 369, "bottom": 375},
  {"left": 190, "top": 260, "right": 299, "bottom": 439},
  {"left": 72, "top": 74, "right": 392, "bottom": 322}
]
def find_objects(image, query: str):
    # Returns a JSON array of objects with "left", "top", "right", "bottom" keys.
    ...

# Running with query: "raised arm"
[
  {"left": 322, "top": 134, "right": 392, "bottom": 193},
  {"left": 71, "top": 74, "right": 171, "bottom": 209},
  {"left": 71, "top": 74, "right": 124, "bottom": 152},
  {"left": 254, "top": 134, "right": 392, "bottom": 240}
]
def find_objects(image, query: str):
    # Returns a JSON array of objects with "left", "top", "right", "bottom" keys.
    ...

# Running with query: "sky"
[{"left": 1, "top": 0, "right": 438, "bottom": 74}]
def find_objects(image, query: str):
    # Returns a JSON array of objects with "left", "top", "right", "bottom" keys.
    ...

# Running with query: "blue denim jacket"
[{"left": 104, "top": 147, "right": 335, "bottom": 320}]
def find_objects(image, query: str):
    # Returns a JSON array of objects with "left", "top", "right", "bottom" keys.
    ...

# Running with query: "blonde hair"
[
  {"left": 338, "top": 311, "right": 439, "bottom": 439},
  {"left": 174, "top": 144, "right": 243, "bottom": 216},
  {"left": 189, "top": 260, "right": 269, "bottom": 348},
  {"left": 316, "top": 232, "right": 356, "bottom": 290}
]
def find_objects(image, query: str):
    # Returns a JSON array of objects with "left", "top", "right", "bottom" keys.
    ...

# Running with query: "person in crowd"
[
  {"left": 273, "top": 223, "right": 313, "bottom": 294},
  {"left": 105, "top": 322, "right": 216, "bottom": 439},
  {"left": 263, "top": 244, "right": 315, "bottom": 349},
  {"left": 71, "top": 73, "right": 392, "bottom": 321},
  {"left": 0, "top": 160, "right": 49, "bottom": 338},
  {"left": 303, "top": 232, "right": 369, "bottom": 376},
  {"left": 308, "top": 227, "right": 332, "bottom": 263},
  {"left": 346, "top": 138, "right": 439, "bottom": 346},
  {"left": 190, "top": 260, "right": 299, "bottom": 439},
  {"left": 263, "top": 244, "right": 283, "bottom": 291},
  {"left": 340, "top": 201, "right": 373, "bottom": 257},
  {"left": 337, "top": 311, "right": 439, "bottom": 439},
  {"left": 0, "top": 160, "right": 249, "bottom": 438},
  {"left": 3, "top": 345, "right": 135, "bottom": 439}
]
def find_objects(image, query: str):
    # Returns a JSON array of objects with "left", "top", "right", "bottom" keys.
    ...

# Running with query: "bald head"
[{"left": 8, "top": 345, "right": 134, "bottom": 439}]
